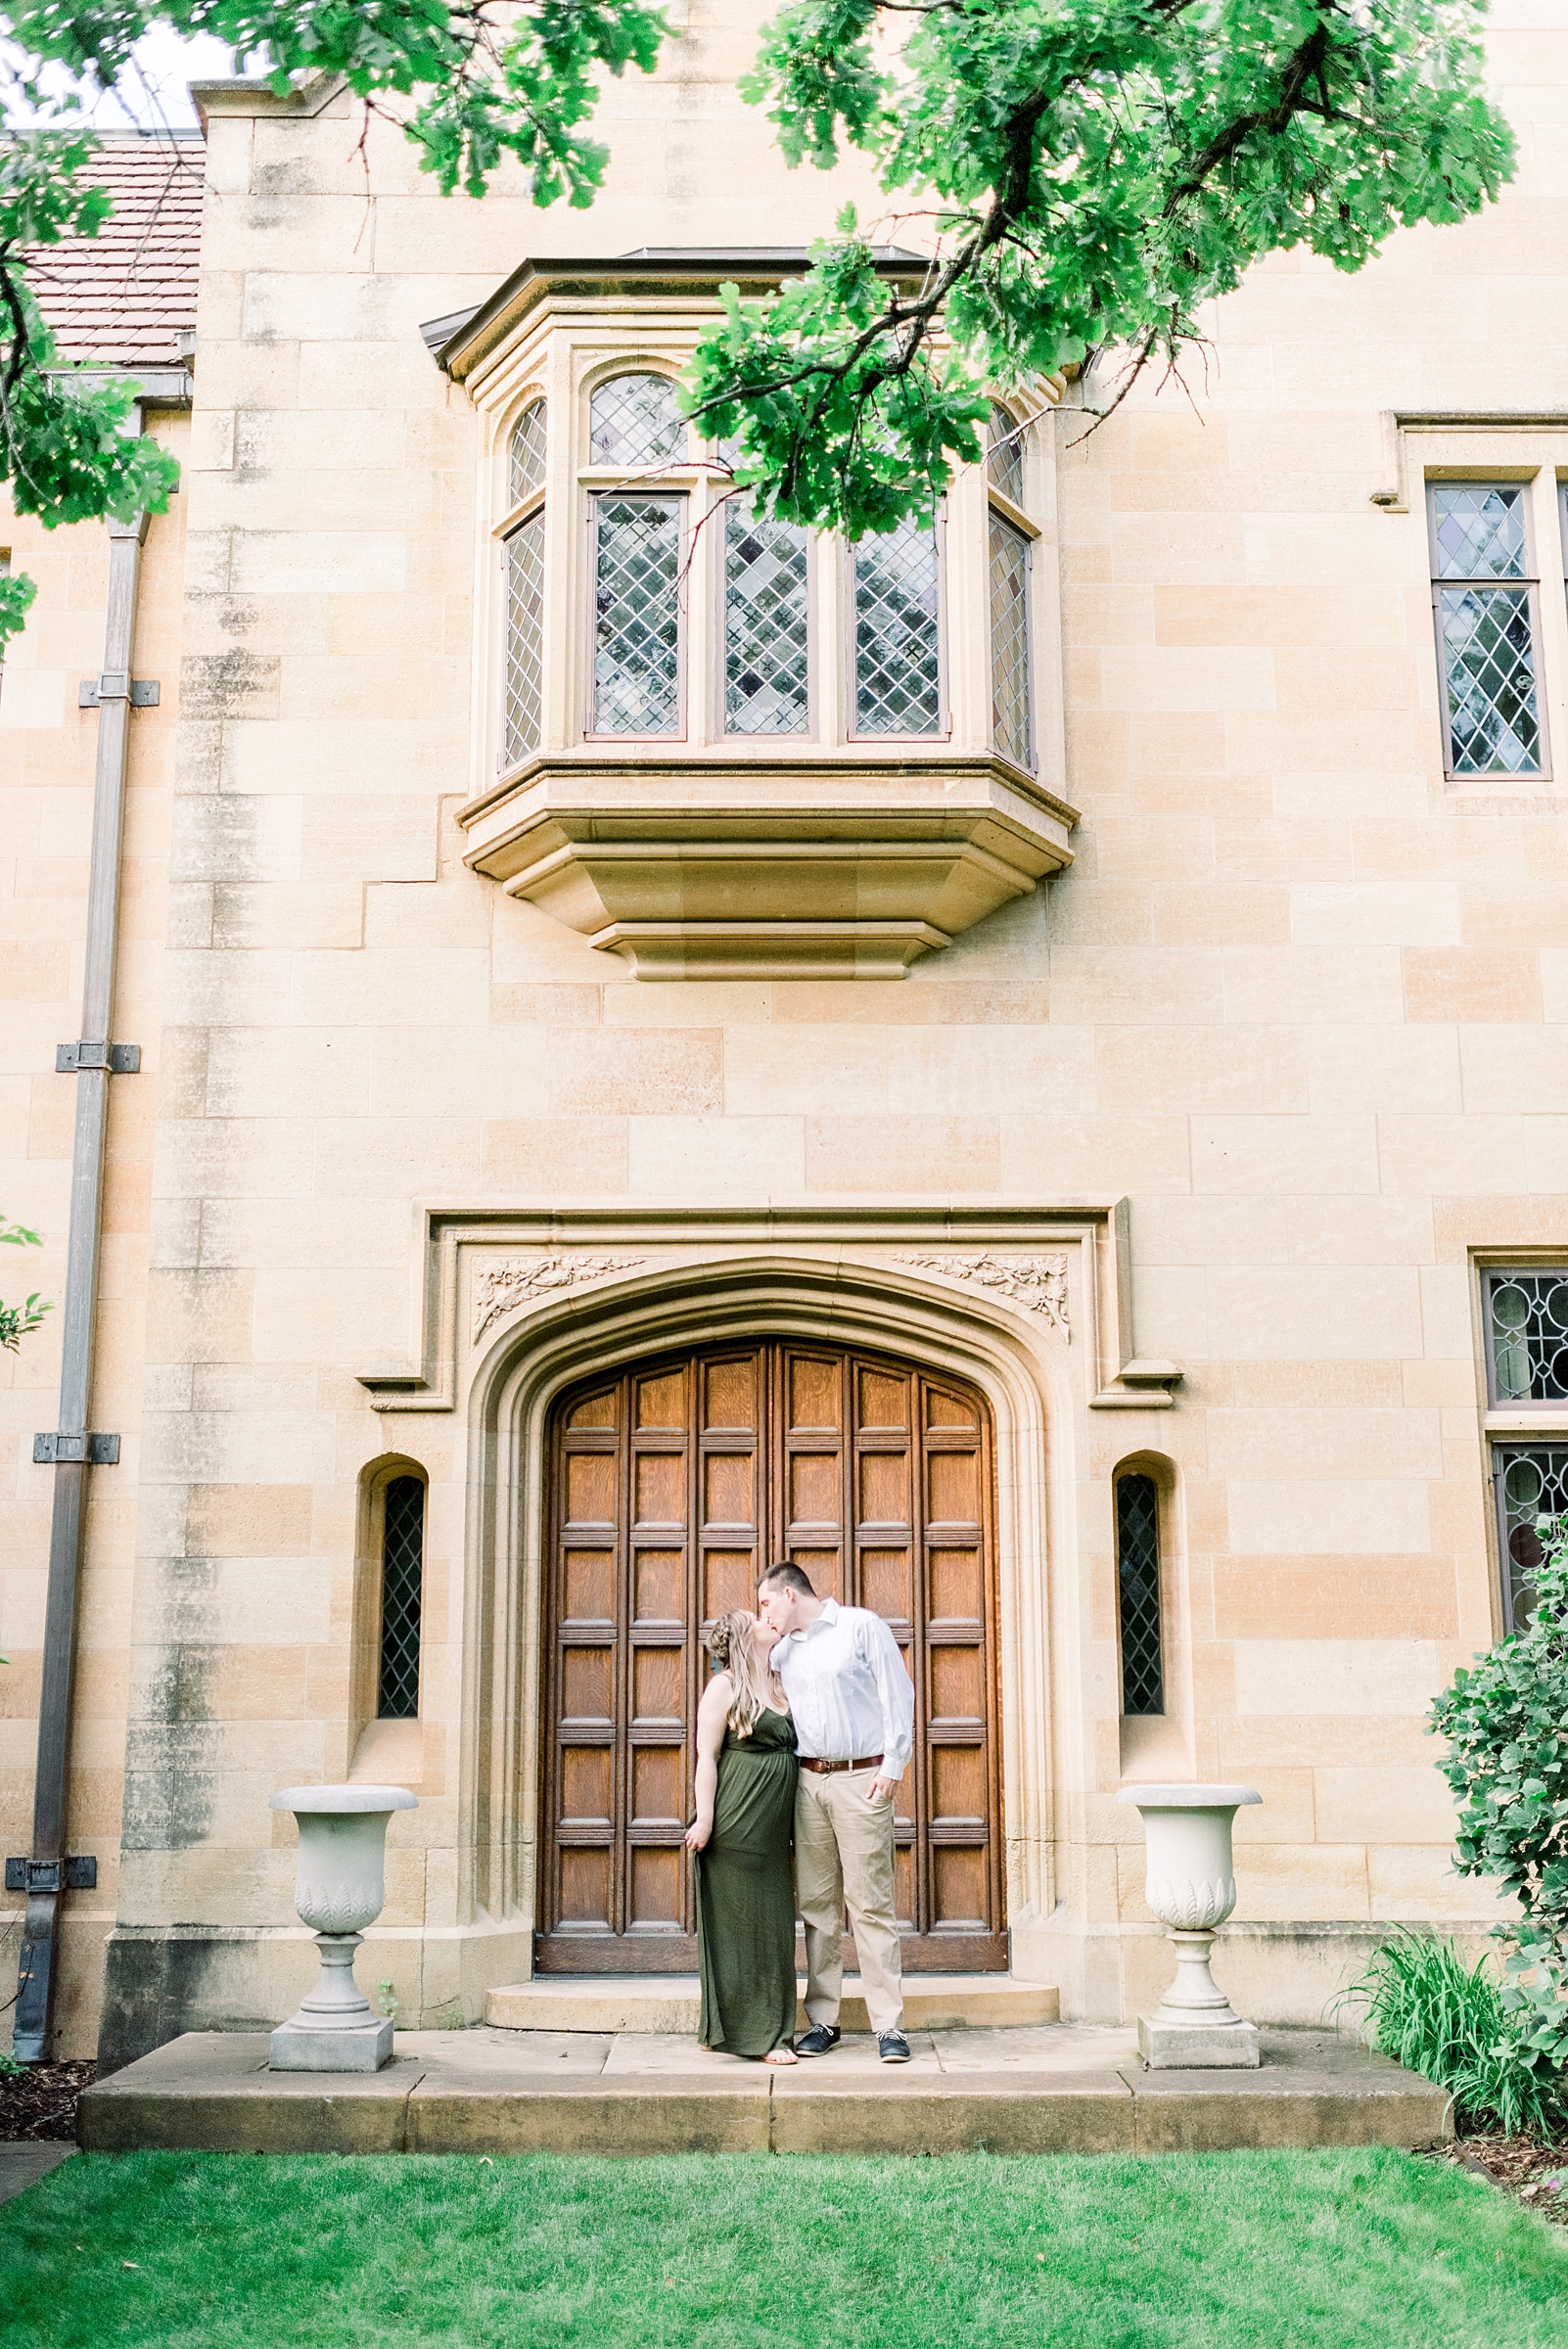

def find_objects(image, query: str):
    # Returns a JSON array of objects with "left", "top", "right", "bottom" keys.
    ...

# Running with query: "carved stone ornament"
[
  {"left": 894, "top": 1250, "right": 1070, "bottom": 1338},
  {"left": 472, "top": 1254, "right": 645, "bottom": 1343}
]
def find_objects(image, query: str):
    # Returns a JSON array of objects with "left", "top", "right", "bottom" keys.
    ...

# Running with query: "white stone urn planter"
[
  {"left": 1115, "top": 1782, "right": 1262, "bottom": 2068},
  {"left": 269, "top": 1783, "right": 418, "bottom": 2072}
]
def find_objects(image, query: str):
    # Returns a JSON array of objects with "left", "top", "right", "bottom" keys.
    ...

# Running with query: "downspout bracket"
[
  {"left": 5, "top": 1857, "right": 97, "bottom": 1894},
  {"left": 56, "top": 1041, "right": 140, "bottom": 1074},
  {"left": 77, "top": 676, "right": 160, "bottom": 708},
  {"left": 32, "top": 1433, "right": 120, "bottom": 1465}
]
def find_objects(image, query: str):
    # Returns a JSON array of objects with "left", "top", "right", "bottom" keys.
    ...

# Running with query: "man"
[{"left": 758, "top": 1561, "right": 915, "bottom": 2063}]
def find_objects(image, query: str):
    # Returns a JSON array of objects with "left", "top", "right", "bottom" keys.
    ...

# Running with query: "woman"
[{"left": 684, "top": 1608, "right": 800, "bottom": 2063}]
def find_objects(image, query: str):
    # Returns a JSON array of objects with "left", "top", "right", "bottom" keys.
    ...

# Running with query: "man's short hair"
[{"left": 758, "top": 1560, "right": 816, "bottom": 1599}]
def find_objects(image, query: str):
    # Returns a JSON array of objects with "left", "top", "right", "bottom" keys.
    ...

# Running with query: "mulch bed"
[
  {"left": 0, "top": 2062, "right": 95, "bottom": 2144},
  {"left": 1426, "top": 2131, "right": 1568, "bottom": 2223}
]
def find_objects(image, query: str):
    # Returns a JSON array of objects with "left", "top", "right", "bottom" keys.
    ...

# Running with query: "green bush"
[
  {"left": 1344, "top": 1928, "right": 1557, "bottom": 2136},
  {"left": 1427, "top": 1515, "right": 1568, "bottom": 2131}
]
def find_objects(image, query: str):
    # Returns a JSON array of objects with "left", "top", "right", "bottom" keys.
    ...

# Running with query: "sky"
[{"left": 1, "top": 27, "right": 258, "bottom": 130}]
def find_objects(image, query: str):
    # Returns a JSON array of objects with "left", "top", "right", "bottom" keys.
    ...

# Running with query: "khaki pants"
[{"left": 794, "top": 1766, "right": 903, "bottom": 2036}]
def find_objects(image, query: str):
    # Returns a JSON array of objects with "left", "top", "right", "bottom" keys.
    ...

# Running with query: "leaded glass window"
[
  {"left": 590, "top": 372, "right": 686, "bottom": 470},
  {"left": 988, "top": 403, "right": 1026, "bottom": 509},
  {"left": 1116, "top": 1474, "right": 1165, "bottom": 1716},
  {"left": 1494, "top": 1444, "right": 1568, "bottom": 1632},
  {"left": 724, "top": 497, "right": 809, "bottom": 734},
  {"left": 509, "top": 398, "right": 547, "bottom": 508},
  {"left": 1430, "top": 484, "right": 1543, "bottom": 775},
  {"left": 592, "top": 493, "right": 681, "bottom": 734},
  {"left": 503, "top": 511, "right": 545, "bottom": 765},
  {"left": 1487, "top": 1270, "right": 1568, "bottom": 1402},
  {"left": 853, "top": 516, "right": 942, "bottom": 736},
  {"left": 378, "top": 1475, "right": 425, "bottom": 1721},
  {"left": 990, "top": 510, "right": 1032, "bottom": 768}
]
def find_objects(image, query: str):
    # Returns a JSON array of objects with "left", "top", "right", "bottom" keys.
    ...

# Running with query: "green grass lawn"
[{"left": 2, "top": 2146, "right": 1565, "bottom": 2349}]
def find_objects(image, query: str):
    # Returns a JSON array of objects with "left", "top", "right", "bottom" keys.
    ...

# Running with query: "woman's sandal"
[{"left": 762, "top": 2047, "right": 800, "bottom": 2065}]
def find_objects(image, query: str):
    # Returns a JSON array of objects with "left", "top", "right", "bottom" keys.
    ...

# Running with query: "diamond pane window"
[
  {"left": 853, "top": 517, "right": 942, "bottom": 736},
  {"left": 990, "top": 510, "right": 1032, "bottom": 768},
  {"left": 1116, "top": 1474, "right": 1164, "bottom": 1716},
  {"left": 1434, "top": 485, "right": 1528, "bottom": 580},
  {"left": 1494, "top": 1444, "right": 1568, "bottom": 1631},
  {"left": 378, "top": 1475, "right": 425, "bottom": 1721},
  {"left": 988, "top": 403, "right": 1026, "bottom": 508},
  {"left": 590, "top": 372, "right": 686, "bottom": 470},
  {"left": 724, "top": 497, "right": 809, "bottom": 734},
  {"left": 593, "top": 493, "right": 681, "bottom": 734},
  {"left": 509, "top": 398, "right": 547, "bottom": 508},
  {"left": 503, "top": 511, "right": 545, "bottom": 765},
  {"left": 1430, "top": 484, "right": 1543, "bottom": 775},
  {"left": 1487, "top": 1270, "right": 1568, "bottom": 1402}
]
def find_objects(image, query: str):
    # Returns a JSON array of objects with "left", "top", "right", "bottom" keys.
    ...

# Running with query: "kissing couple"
[{"left": 684, "top": 1561, "right": 915, "bottom": 2065}]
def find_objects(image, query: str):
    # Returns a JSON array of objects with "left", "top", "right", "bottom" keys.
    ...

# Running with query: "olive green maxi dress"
[{"left": 693, "top": 1706, "right": 800, "bottom": 2057}]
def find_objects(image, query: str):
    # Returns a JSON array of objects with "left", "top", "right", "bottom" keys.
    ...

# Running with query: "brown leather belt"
[{"left": 801, "top": 1754, "right": 883, "bottom": 1775}]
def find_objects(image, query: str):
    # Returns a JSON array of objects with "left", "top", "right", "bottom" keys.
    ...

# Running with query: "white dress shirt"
[{"left": 772, "top": 1598, "right": 915, "bottom": 1778}]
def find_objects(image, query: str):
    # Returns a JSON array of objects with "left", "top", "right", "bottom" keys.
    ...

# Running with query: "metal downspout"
[{"left": 13, "top": 504, "right": 150, "bottom": 2061}]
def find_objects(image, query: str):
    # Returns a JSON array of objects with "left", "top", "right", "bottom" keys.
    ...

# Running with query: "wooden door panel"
[
  {"left": 860, "top": 1545, "right": 913, "bottom": 1622},
  {"left": 565, "top": 1451, "right": 617, "bottom": 1525},
  {"left": 537, "top": 1341, "right": 1004, "bottom": 1973},
  {"left": 565, "top": 1548, "right": 616, "bottom": 1623},
  {"left": 928, "top": 1545, "right": 983, "bottom": 1623},
  {"left": 633, "top": 1451, "right": 684, "bottom": 1526},
  {"left": 635, "top": 1368, "right": 685, "bottom": 1427},
  {"left": 632, "top": 1548, "right": 683, "bottom": 1624},
  {"left": 703, "top": 1451, "right": 755, "bottom": 1526},
  {"left": 931, "top": 1845, "right": 989, "bottom": 1929},
  {"left": 630, "top": 1746, "right": 684, "bottom": 1824},
  {"left": 560, "top": 1747, "right": 613, "bottom": 1826},
  {"left": 930, "top": 1744, "right": 989, "bottom": 1823},
  {"left": 628, "top": 1846, "right": 683, "bottom": 1929},
  {"left": 560, "top": 1645, "right": 614, "bottom": 1723},
  {"left": 702, "top": 1548, "right": 755, "bottom": 1621},
  {"left": 559, "top": 1848, "right": 612, "bottom": 1927}
]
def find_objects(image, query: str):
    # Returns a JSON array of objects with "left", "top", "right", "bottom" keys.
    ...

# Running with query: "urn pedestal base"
[
  {"left": 1137, "top": 2014, "right": 1261, "bottom": 2070},
  {"left": 269, "top": 2016, "right": 393, "bottom": 2073}
]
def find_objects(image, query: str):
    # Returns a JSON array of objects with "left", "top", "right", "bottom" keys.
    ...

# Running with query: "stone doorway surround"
[{"left": 356, "top": 1203, "right": 1181, "bottom": 2013}]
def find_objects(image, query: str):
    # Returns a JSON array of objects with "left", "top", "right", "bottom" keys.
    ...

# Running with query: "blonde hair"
[{"left": 705, "top": 1609, "right": 781, "bottom": 1739}]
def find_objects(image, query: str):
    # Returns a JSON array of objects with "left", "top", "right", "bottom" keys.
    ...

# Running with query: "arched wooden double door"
[{"left": 537, "top": 1341, "right": 1005, "bottom": 1973}]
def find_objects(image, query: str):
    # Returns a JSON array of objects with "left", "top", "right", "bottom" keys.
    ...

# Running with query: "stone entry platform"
[
  {"left": 484, "top": 1973, "right": 1059, "bottom": 2034},
  {"left": 80, "top": 2015, "right": 1451, "bottom": 2158}
]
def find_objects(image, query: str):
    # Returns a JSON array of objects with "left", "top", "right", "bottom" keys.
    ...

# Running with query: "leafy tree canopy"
[{"left": 0, "top": 0, "right": 1518, "bottom": 625}]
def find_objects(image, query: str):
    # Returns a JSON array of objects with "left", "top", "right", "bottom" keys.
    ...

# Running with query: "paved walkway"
[
  {"left": 0, "top": 2144, "right": 76, "bottom": 2205},
  {"left": 79, "top": 2023, "right": 1452, "bottom": 2158}
]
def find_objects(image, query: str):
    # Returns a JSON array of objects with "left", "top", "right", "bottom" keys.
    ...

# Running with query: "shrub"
[
  {"left": 1343, "top": 1928, "right": 1556, "bottom": 2137},
  {"left": 1427, "top": 1516, "right": 1568, "bottom": 2130}
]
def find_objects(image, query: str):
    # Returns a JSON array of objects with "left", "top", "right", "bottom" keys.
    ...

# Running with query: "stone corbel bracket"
[{"left": 356, "top": 1200, "right": 1177, "bottom": 1414}]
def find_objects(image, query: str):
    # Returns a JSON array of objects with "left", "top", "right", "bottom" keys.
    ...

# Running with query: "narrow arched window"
[
  {"left": 1116, "top": 1474, "right": 1164, "bottom": 1716},
  {"left": 502, "top": 397, "right": 547, "bottom": 768},
  {"left": 588, "top": 372, "right": 687, "bottom": 736},
  {"left": 377, "top": 1475, "right": 425, "bottom": 1720},
  {"left": 987, "top": 402, "right": 1026, "bottom": 508},
  {"left": 987, "top": 403, "right": 1033, "bottom": 769}
]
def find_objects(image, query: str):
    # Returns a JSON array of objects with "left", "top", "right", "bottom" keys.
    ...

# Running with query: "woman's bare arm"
[{"left": 684, "top": 1673, "right": 731, "bottom": 1851}]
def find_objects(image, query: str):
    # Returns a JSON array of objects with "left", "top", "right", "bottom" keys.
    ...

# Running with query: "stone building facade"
[{"left": 3, "top": 7, "right": 1565, "bottom": 2064}]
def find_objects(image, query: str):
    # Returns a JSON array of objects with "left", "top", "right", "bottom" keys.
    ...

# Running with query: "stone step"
[
  {"left": 484, "top": 1973, "right": 1060, "bottom": 2035},
  {"left": 80, "top": 2027, "right": 1453, "bottom": 2158}
]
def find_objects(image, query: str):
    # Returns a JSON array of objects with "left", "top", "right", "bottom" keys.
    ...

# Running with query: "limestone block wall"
[{"left": 5, "top": 3, "right": 1564, "bottom": 2056}]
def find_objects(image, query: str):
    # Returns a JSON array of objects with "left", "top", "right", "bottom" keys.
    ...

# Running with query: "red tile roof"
[{"left": 26, "top": 133, "right": 204, "bottom": 368}]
